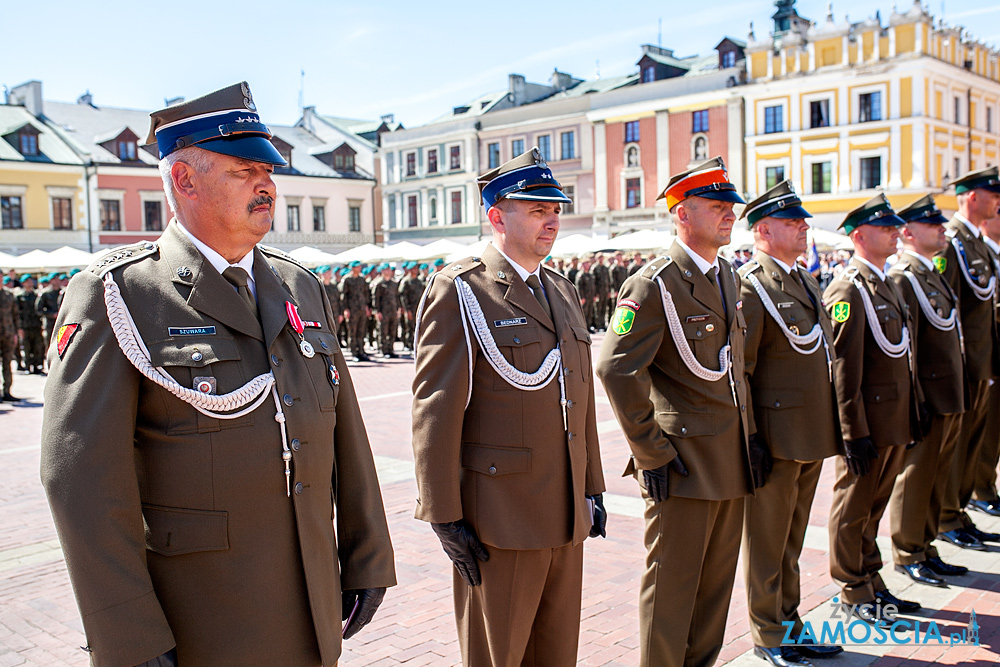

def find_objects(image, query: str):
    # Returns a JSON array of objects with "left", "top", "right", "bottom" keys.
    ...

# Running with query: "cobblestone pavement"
[{"left": 1, "top": 334, "right": 998, "bottom": 666}]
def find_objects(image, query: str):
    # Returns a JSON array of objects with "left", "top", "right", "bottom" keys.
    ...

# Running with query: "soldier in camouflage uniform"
[
  {"left": 566, "top": 256, "right": 580, "bottom": 285},
  {"left": 398, "top": 262, "right": 424, "bottom": 351},
  {"left": 591, "top": 253, "right": 612, "bottom": 330},
  {"left": 35, "top": 273, "right": 64, "bottom": 352},
  {"left": 340, "top": 261, "right": 372, "bottom": 361},
  {"left": 610, "top": 252, "right": 629, "bottom": 297},
  {"left": 371, "top": 265, "right": 401, "bottom": 358},
  {"left": 317, "top": 265, "right": 344, "bottom": 345},
  {"left": 333, "top": 267, "right": 349, "bottom": 347},
  {"left": 575, "top": 258, "right": 597, "bottom": 332},
  {"left": 15, "top": 275, "right": 45, "bottom": 374},
  {"left": 1, "top": 278, "right": 19, "bottom": 401},
  {"left": 364, "top": 266, "right": 379, "bottom": 351}
]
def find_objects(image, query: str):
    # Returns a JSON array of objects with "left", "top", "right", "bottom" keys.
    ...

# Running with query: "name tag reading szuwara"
[
  {"left": 494, "top": 318, "right": 528, "bottom": 328},
  {"left": 168, "top": 326, "right": 217, "bottom": 336}
]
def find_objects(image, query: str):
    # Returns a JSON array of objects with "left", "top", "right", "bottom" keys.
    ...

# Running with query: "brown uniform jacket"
[
  {"left": 937, "top": 217, "right": 1000, "bottom": 384},
  {"left": 40, "top": 222, "right": 395, "bottom": 667},
  {"left": 823, "top": 257, "right": 919, "bottom": 447},
  {"left": 889, "top": 252, "right": 967, "bottom": 416},
  {"left": 411, "top": 244, "right": 604, "bottom": 550},
  {"left": 596, "top": 239, "right": 753, "bottom": 500},
  {"left": 739, "top": 253, "right": 842, "bottom": 461}
]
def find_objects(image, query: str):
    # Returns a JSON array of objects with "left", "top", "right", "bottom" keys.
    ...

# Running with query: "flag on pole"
[{"left": 807, "top": 240, "right": 820, "bottom": 273}]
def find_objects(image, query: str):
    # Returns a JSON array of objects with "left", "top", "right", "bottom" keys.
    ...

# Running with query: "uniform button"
[
  {"left": 696, "top": 331, "right": 702, "bottom": 337},
  {"left": 283, "top": 393, "right": 294, "bottom": 406},
  {"left": 488, "top": 466, "right": 497, "bottom": 475},
  {"left": 774, "top": 401, "right": 781, "bottom": 408},
  {"left": 294, "top": 482, "right": 304, "bottom": 495},
  {"left": 513, "top": 337, "right": 520, "bottom": 344},
  {"left": 290, "top": 438, "right": 301, "bottom": 451},
  {"left": 320, "top": 340, "right": 329, "bottom": 350},
  {"left": 680, "top": 427, "right": 688, "bottom": 435},
  {"left": 566, "top": 399, "right": 574, "bottom": 408},
  {"left": 191, "top": 351, "right": 203, "bottom": 362},
  {"left": 270, "top": 354, "right": 280, "bottom": 366},
  {"left": 741, "top": 404, "right": 746, "bottom": 412}
]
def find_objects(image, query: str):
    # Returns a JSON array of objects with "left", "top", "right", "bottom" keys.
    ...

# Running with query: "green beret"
[{"left": 19, "top": 274, "right": 34, "bottom": 283}]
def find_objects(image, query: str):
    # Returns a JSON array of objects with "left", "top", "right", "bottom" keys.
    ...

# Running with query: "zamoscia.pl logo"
[{"left": 781, "top": 598, "right": 980, "bottom": 648}]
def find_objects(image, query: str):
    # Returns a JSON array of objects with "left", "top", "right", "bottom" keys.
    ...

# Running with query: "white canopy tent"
[
  {"left": 330, "top": 243, "right": 383, "bottom": 264},
  {"left": 42, "top": 246, "right": 98, "bottom": 269},
  {"left": 809, "top": 228, "right": 853, "bottom": 251},
  {"left": 599, "top": 229, "right": 674, "bottom": 252},
  {"left": 446, "top": 239, "right": 491, "bottom": 263},
  {"left": 287, "top": 246, "right": 342, "bottom": 267},
  {"left": 550, "top": 234, "right": 598, "bottom": 257}
]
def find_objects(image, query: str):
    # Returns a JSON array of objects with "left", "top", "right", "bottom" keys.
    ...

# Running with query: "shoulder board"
[
  {"left": 444, "top": 256, "right": 481, "bottom": 277},
  {"left": 737, "top": 260, "right": 762, "bottom": 278},
  {"left": 88, "top": 241, "right": 159, "bottom": 277},
  {"left": 840, "top": 266, "right": 860, "bottom": 281},
  {"left": 641, "top": 255, "right": 673, "bottom": 280},
  {"left": 257, "top": 244, "right": 312, "bottom": 272},
  {"left": 719, "top": 258, "right": 739, "bottom": 285},
  {"left": 945, "top": 228, "right": 957, "bottom": 239},
  {"left": 542, "top": 264, "right": 570, "bottom": 284}
]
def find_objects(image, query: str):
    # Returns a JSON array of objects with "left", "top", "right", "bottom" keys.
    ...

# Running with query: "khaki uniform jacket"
[
  {"left": 937, "top": 217, "right": 1000, "bottom": 384},
  {"left": 411, "top": 244, "right": 604, "bottom": 550},
  {"left": 888, "top": 253, "right": 966, "bottom": 416},
  {"left": 823, "top": 257, "right": 919, "bottom": 447},
  {"left": 40, "top": 222, "right": 395, "bottom": 667},
  {"left": 739, "top": 253, "right": 842, "bottom": 461},
  {"left": 596, "top": 239, "right": 753, "bottom": 500}
]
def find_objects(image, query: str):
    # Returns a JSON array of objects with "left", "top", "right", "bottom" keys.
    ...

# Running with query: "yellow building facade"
[{"left": 742, "top": 2, "right": 1000, "bottom": 228}]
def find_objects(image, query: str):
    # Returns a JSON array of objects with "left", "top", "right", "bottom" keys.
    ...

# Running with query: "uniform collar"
[
  {"left": 492, "top": 242, "right": 543, "bottom": 293},
  {"left": 177, "top": 220, "right": 257, "bottom": 298},
  {"left": 855, "top": 255, "right": 886, "bottom": 281},
  {"left": 983, "top": 235, "right": 1000, "bottom": 254},
  {"left": 675, "top": 237, "right": 720, "bottom": 275},
  {"left": 903, "top": 249, "right": 936, "bottom": 273},
  {"left": 757, "top": 250, "right": 794, "bottom": 275},
  {"left": 955, "top": 212, "right": 981, "bottom": 238}
]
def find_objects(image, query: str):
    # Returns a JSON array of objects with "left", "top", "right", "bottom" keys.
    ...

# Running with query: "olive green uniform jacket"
[{"left": 40, "top": 222, "right": 395, "bottom": 667}]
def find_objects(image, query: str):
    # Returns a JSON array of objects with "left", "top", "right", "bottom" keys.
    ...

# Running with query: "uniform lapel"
[
  {"left": 483, "top": 245, "right": 555, "bottom": 333},
  {"left": 670, "top": 240, "right": 725, "bottom": 320},
  {"left": 253, "top": 247, "right": 297, "bottom": 350},
  {"left": 540, "top": 268, "right": 570, "bottom": 342},
  {"left": 159, "top": 222, "right": 264, "bottom": 341}
]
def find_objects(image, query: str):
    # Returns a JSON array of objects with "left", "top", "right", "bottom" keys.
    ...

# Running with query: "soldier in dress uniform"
[
  {"left": 887, "top": 195, "right": 971, "bottom": 587},
  {"left": 824, "top": 194, "right": 922, "bottom": 627},
  {"left": 371, "top": 264, "right": 400, "bottom": 358},
  {"left": 590, "top": 253, "right": 612, "bottom": 330},
  {"left": 573, "top": 257, "right": 596, "bottom": 331},
  {"left": 36, "top": 272, "right": 64, "bottom": 350},
  {"left": 934, "top": 167, "right": 1000, "bottom": 548},
  {"left": 40, "top": 82, "right": 395, "bottom": 667},
  {"left": 737, "top": 182, "right": 843, "bottom": 666},
  {"left": 0, "top": 277, "right": 19, "bottom": 401},
  {"left": 411, "top": 148, "right": 606, "bottom": 667},
  {"left": 340, "top": 260, "right": 372, "bottom": 362},
  {"left": 596, "top": 157, "right": 753, "bottom": 667},
  {"left": 398, "top": 262, "right": 425, "bottom": 351},
  {"left": 15, "top": 274, "right": 45, "bottom": 374}
]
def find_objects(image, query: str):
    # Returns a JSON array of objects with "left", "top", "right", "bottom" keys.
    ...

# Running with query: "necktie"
[
  {"left": 707, "top": 266, "right": 726, "bottom": 316},
  {"left": 525, "top": 274, "right": 553, "bottom": 321},
  {"left": 223, "top": 266, "right": 259, "bottom": 320},
  {"left": 793, "top": 268, "right": 818, "bottom": 310}
]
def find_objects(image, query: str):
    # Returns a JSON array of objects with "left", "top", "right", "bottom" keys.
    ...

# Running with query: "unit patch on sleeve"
[
  {"left": 933, "top": 256, "right": 947, "bottom": 274},
  {"left": 611, "top": 301, "right": 640, "bottom": 335},
  {"left": 831, "top": 301, "right": 851, "bottom": 323},
  {"left": 56, "top": 323, "right": 80, "bottom": 358}
]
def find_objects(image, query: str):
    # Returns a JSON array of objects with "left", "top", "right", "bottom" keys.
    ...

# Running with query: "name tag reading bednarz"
[
  {"left": 494, "top": 318, "right": 528, "bottom": 328},
  {"left": 168, "top": 326, "right": 217, "bottom": 336}
]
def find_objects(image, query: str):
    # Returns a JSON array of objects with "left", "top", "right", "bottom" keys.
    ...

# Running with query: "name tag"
[
  {"left": 686, "top": 314, "right": 711, "bottom": 323},
  {"left": 494, "top": 317, "right": 527, "bottom": 328},
  {"left": 169, "top": 326, "right": 217, "bottom": 336},
  {"left": 777, "top": 301, "right": 794, "bottom": 309},
  {"left": 875, "top": 304, "right": 887, "bottom": 311}
]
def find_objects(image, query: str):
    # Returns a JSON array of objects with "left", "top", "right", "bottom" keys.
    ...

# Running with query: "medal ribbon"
[{"left": 286, "top": 301, "right": 305, "bottom": 335}]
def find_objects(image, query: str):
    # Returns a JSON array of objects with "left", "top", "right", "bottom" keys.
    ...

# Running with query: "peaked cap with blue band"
[
  {"left": 144, "top": 81, "right": 287, "bottom": 166},
  {"left": 897, "top": 194, "right": 948, "bottom": 225},
  {"left": 950, "top": 165, "right": 1000, "bottom": 194},
  {"left": 478, "top": 147, "right": 572, "bottom": 208},
  {"left": 838, "top": 193, "right": 905, "bottom": 234},
  {"left": 740, "top": 180, "right": 811, "bottom": 228}
]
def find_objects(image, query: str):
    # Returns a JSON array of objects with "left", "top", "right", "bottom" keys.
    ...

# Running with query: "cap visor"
[
  {"left": 906, "top": 212, "right": 948, "bottom": 225},
  {"left": 769, "top": 204, "right": 813, "bottom": 219},
  {"left": 869, "top": 214, "right": 906, "bottom": 227},
  {"left": 199, "top": 136, "right": 288, "bottom": 166},
  {"left": 505, "top": 187, "right": 573, "bottom": 204},
  {"left": 694, "top": 190, "right": 746, "bottom": 205}
]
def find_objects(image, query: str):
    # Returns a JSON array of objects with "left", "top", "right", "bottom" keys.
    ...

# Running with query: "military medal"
[{"left": 286, "top": 301, "right": 315, "bottom": 358}]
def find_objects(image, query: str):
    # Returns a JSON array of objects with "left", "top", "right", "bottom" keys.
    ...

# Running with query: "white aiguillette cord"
[
  {"left": 852, "top": 277, "right": 911, "bottom": 362},
  {"left": 103, "top": 273, "right": 294, "bottom": 496},
  {"left": 901, "top": 270, "right": 964, "bottom": 356}
]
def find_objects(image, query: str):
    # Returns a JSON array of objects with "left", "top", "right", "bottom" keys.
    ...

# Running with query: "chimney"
[
  {"left": 508, "top": 74, "right": 526, "bottom": 104},
  {"left": 9, "top": 80, "right": 43, "bottom": 117},
  {"left": 380, "top": 113, "right": 395, "bottom": 125},
  {"left": 165, "top": 96, "right": 185, "bottom": 107},
  {"left": 77, "top": 90, "right": 95, "bottom": 107},
  {"left": 641, "top": 44, "right": 675, "bottom": 57},
  {"left": 550, "top": 69, "right": 576, "bottom": 91}
]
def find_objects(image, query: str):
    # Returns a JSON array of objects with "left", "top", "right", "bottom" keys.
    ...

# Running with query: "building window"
[
  {"left": 626, "top": 178, "right": 641, "bottom": 208},
  {"left": 722, "top": 51, "right": 736, "bottom": 68},
  {"left": 488, "top": 142, "right": 500, "bottom": 169},
  {"left": 810, "top": 100, "right": 830, "bottom": 128},
  {"left": 537, "top": 135, "right": 551, "bottom": 161},
  {"left": 451, "top": 191, "right": 463, "bottom": 224},
  {"left": 765, "top": 166, "right": 785, "bottom": 190},
  {"left": 625, "top": 120, "right": 640, "bottom": 143},
  {"left": 562, "top": 185, "right": 575, "bottom": 214},
  {"left": 642, "top": 66, "right": 656, "bottom": 83},
  {"left": 954, "top": 96, "right": 962, "bottom": 124},
  {"left": 334, "top": 154, "right": 344, "bottom": 170},
  {"left": 1, "top": 196, "right": 23, "bottom": 229},
  {"left": 287, "top": 205, "right": 301, "bottom": 232},
  {"left": 349, "top": 205, "right": 361, "bottom": 232},
  {"left": 692, "top": 110, "right": 709, "bottom": 133},
  {"left": 19, "top": 132, "right": 38, "bottom": 156},
  {"left": 406, "top": 152, "right": 416, "bottom": 177},
  {"left": 512, "top": 139, "right": 524, "bottom": 157},
  {"left": 52, "top": 197, "right": 73, "bottom": 230},
  {"left": 449, "top": 145, "right": 461, "bottom": 170},
  {"left": 118, "top": 140, "right": 137, "bottom": 161},
  {"left": 343, "top": 154, "right": 354, "bottom": 171},
  {"left": 429, "top": 197, "right": 437, "bottom": 221},
  {"left": 764, "top": 106, "right": 783, "bottom": 134},
  {"left": 144, "top": 201, "right": 162, "bottom": 231},
  {"left": 560, "top": 131, "right": 575, "bottom": 160},
  {"left": 811, "top": 162, "right": 832, "bottom": 194},
  {"left": 100, "top": 199, "right": 121, "bottom": 231},
  {"left": 860, "top": 156, "right": 881, "bottom": 189},
  {"left": 954, "top": 157, "right": 962, "bottom": 180},
  {"left": 988, "top": 107, "right": 994, "bottom": 133},
  {"left": 407, "top": 195, "right": 418, "bottom": 227},
  {"left": 859, "top": 92, "right": 881, "bottom": 122},
  {"left": 692, "top": 136, "right": 708, "bottom": 161},
  {"left": 313, "top": 205, "right": 326, "bottom": 232}
]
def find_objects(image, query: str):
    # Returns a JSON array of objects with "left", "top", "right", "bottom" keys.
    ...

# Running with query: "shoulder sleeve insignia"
[
  {"left": 933, "top": 256, "right": 947, "bottom": 274},
  {"left": 611, "top": 305, "right": 636, "bottom": 335},
  {"left": 831, "top": 301, "right": 851, "bottom": 323},
  {"left": 56, "top": 323, "right": 80, "bottom": 358}
]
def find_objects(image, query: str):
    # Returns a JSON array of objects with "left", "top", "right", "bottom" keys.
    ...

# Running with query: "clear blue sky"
[{"left": 6, "top": 1, "right": 1000, "bottom": 129}]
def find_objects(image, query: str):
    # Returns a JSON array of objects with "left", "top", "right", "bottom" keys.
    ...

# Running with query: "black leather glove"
[
  {"left": 918, "top": 401, "right": 934, "bottom": 437},
  {"left": 588, "top": 494, "right": 607, "bottom": 538},
  {"left": 748, "top": 433, "right": 773, "bottom": 489},
  {"left": 431, "top": 520, "right": 490, "bottom": 586},
  {"left": 642, "top": 455, "right": 689, "bottom": 502},
  {"left": 844, "top": 437, "right": 878, "bottom": 477},
  {"left": 134, "top": 648, "right": 177, "bottom": 667},
  {"left": 342, "top": 587, "right": 387, "bottom": 640}
]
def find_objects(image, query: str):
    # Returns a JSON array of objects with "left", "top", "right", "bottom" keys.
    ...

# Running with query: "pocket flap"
[
  {"left": 304, "top": 330, "right": 339, "bottom": 355},
  {"left": 572, "top": 325, "right": 592, "bottom": 344},
  {"left": 147, "top": 338, "right": 240, "bottom": 368},
  {"left": 491, "top": 326, "right": 540, "bottom": 348},
  {"left": 655, "top": 412, "right": 716, "bottom": 438},
  {"left": 862, "top": 383, "right": 899, "bottom": 403},
  {"left": 757, "top": 389, "right": 805, "bottom": 410},
  {"left": 143, "top": 504, "right": 229, "bottom": 556},
  {"left": 461, "top": 444, "right": 531, "bottom": 476}
]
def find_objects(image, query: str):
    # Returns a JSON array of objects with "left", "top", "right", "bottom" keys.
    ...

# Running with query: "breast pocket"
[
  {"left": 491, "top": 326, "right": 542, "bottom": 390},
  {"left": 571, "top": 325, "right": 592, "bottom": 383},
  {"left": 681, "top": 314, "right": 724, "bottom": 368},
  {"left": 302, "top": 330, "right": 341, "bottom": 412},
  {"left": 147, "top": 337, "right": 252, "bottom": 435}
]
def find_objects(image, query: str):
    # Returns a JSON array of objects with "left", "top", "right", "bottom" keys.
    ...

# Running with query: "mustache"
[{"left": 248, "top": 195, "right": 274, "bottom": 213}]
